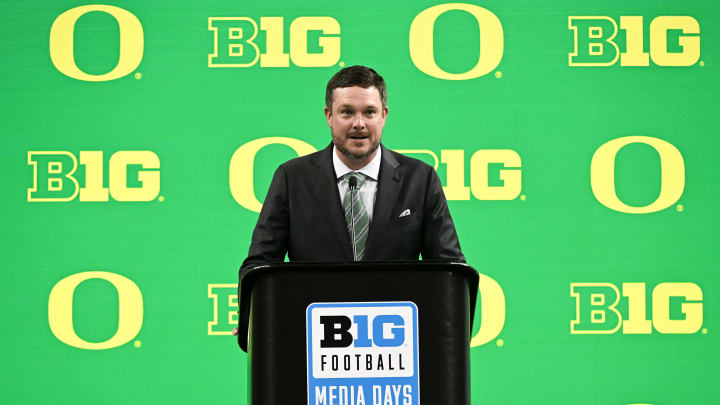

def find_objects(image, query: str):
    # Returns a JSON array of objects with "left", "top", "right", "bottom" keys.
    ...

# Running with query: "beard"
[{"left": 335, "top": 138, "right": 380, "bottom": 161}]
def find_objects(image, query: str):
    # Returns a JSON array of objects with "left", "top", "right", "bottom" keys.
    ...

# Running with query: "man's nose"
[{"left": 352, "top": 114, "right": 365, "bottom": 129}]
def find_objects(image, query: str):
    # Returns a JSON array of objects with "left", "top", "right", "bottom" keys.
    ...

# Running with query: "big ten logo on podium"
[
  {"left": 228, "top": 137, "right": 523, "bottom": 213},
  {"left": 27, "top": 151, "right": 160, "bottom": 202},
  {"left": 208, "top": 16, "right": 340, "bottom": 68},
  {"left": 568, "top": 16, "right": 700, "bottom": 66},
  {"left": 50, "top": 5, "right": 143, "bottom": 81},
  {"left": 318, "top": 313, "right": 406, "bottom": 350},
  {"left": 307, "top": 302, "right": 420, "bottom": 405},
  {"left": 570, "top": 282, "right": 704, "bottom": 335}
]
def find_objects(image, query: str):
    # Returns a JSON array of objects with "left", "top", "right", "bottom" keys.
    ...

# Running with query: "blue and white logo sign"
[{"left": 306, "top": 302, "right": 420, "bottom": 405}]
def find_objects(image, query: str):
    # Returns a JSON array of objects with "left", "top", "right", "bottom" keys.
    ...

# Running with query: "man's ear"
[
  {"left": 379, "top": 106, "right": 389, "bottom": 127},
  {"left": 324, "top": 106, "right": 332, "bottom": 126}
]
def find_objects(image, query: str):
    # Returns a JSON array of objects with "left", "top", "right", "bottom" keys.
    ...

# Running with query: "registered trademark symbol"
[
  {"left": 134, "top": 72, "right": 142, "bottom": 80},
  {"left": 676, "top": 204, "right": 684, "bottom": 212},
  {"left": 699, "top": 61, "right": 705, "bottom": 67},
  {"left": 158, "top": 196, "right": 165, "bottom": 202},
  {"left": 494, "top": 71, "right": 502, "bottom": 79},
  {"left": 496, "top": 339, "right": 504, "bottom": 347},
  {"left": 520, "top": 195, "right": 526, "bottom": 201},
  {"left": 339, "top": 61, "right": 345, "bottom": 67},
  {"left": 133, "top": 340, "right": 142, "bottom": 348},
  {"left": 702, "top": 328, "right": 707, "bottom": 334}
]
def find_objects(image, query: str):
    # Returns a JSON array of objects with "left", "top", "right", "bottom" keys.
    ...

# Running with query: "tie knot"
[{"left": 343, "top": 172, "right": 366, "bottom": 189}]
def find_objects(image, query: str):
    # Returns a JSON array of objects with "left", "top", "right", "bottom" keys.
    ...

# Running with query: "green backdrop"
[{"left": 1, "top": 0, "right": 717, "bottom": 404}]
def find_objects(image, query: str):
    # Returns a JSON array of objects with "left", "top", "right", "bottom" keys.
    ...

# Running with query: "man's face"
[{"left": 325, "top": 86, "right": 388, "bottom": 167}]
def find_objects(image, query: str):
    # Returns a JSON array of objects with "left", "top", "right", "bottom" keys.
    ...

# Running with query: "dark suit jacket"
[{"left": 239, "top": 143, "right": 464, "bottom": 276}]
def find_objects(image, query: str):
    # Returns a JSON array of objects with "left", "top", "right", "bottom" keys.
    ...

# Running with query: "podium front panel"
[{"left": 241, "top": 262, "right": 477, "bottom": 405}]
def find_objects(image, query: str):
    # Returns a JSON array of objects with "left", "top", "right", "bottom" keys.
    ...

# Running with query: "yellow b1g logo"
[
  {"left": 571, "top": 282, "right": 703, "bottom": 334},
  {"left": 27, "top": 151, "right": 160, "bottom": 202},
  {"left": 208, "top": 16, "right": 340, "bottom": 68},
  {"left": 569, "top": 16, "right": 700, "bottom": 66}
]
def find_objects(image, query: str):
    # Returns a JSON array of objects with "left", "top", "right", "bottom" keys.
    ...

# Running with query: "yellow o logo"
[
  {"left": 50, "top": 5, "right": 144, "bottom": 81},
  {"left": 48, "top": 271, "right": 143, "bottom": 350},
  {"left": 229, "top": 137, "right": 317, "bottom": 212},
  {"left": 409, "top": 3, "right": 503, "bottom": 80},
  {"left": 591, "top": 136, "right": 685, "bottom": 213},
  {"left": 470, "top": 273, "right": 506, "bottom": 347}
]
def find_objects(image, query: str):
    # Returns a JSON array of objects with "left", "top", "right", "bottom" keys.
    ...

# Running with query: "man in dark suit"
[{"left": 240, "top": 66, "right": 464, "bottom": 277}]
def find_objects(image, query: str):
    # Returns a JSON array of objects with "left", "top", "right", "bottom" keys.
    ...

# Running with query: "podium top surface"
[{"left": 240, "top": 260, "right": 475, "bottom": 282}]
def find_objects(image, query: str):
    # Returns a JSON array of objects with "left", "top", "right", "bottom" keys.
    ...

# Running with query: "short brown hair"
[{"left": 325, "top": 65, "right": 387, "bottom": 110}]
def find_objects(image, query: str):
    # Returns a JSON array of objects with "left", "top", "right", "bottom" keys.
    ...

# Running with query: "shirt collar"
[{"left": 332, "top": 145, "right": 381, "bottom": 181}]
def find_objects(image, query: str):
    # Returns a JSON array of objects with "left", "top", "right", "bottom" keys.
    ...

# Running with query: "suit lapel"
[
  {"left": 310, "top": 144, "right": 354, "bottom": 260},
  {"left": 365, "top": 145, "right": 401, "bottom": 260}
]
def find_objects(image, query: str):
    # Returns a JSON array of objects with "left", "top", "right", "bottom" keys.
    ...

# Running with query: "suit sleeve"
[
  {"left": 239, "top": 165, "right": 290, "bottom": 278},
  {"left": 420, "top": 169, "right": 466, "bottom": 262}
]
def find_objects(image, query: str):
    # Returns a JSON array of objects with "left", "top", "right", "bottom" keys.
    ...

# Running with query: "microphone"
[{"left": 348, "top": 175, "right": 358, "bottom": 260}]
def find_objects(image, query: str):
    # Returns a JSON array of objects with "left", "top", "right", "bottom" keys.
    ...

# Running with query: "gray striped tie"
[{"left": 342, "top": 173, "right": 370, "bottom": 261}]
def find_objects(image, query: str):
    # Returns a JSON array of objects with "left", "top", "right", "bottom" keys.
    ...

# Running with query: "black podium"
[{"left": 237, "top": 261, "right": 478, "bottom": 404}]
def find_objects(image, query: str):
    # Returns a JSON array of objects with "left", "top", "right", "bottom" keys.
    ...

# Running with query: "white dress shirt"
[{"left": 333, "top": 145, "right": 381, "bottom": 221}]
